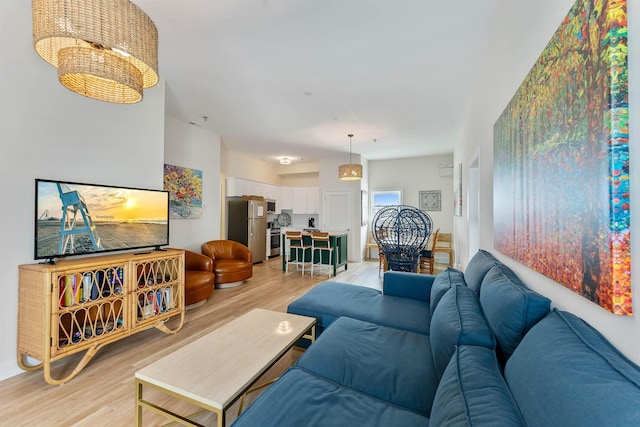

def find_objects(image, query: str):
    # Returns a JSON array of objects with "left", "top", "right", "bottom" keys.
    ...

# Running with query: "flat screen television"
[{"left": 35, "top": 179, "right": 170, "bottom": 261}]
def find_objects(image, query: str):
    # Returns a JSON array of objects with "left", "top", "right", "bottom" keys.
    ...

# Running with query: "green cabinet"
[{"left": 281, "top": 233, "right": 348, "bottom": 276}]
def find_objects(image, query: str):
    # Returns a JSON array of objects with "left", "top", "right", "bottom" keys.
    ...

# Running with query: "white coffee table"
[{"left": 135, "top": 308, "right": 315, "bottom": 427}]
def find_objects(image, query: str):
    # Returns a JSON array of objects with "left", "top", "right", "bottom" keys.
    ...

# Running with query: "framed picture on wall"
[{"left": 419, "top": 190, "right": 441, "bottom": 211}]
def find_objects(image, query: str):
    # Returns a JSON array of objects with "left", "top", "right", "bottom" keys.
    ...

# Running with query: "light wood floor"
[{"left": 0, "top": 258, "right": 445, "bottom": 426}]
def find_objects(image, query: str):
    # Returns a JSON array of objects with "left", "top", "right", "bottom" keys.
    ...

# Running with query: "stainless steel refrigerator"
[{"left": 227, "top": 198, "right": 267, "bottom": 263}]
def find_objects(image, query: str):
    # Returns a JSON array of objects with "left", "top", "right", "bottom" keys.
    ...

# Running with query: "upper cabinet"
[
  {"left": 227, "top": 178, "right": 318, "bottom": 214},
  {"left": 306, "top": 187, "right": 320, "bottom": 214},
  {"left": 281, "top": 187, "right": 293, "bottom": 211},
  {"left": 291, "top": 187, "right": 306, "bottom": 213},
  {"left": 291, "top": 187, "right": 319, "bottom": 214}
]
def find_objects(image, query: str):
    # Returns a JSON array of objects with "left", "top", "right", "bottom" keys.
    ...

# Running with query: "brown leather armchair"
[
  {"left": 184, "top": 250, "right": 215, "bottom": 308},
  {"left": 201, "top": 240, "right": 253, "bottom": 288}
]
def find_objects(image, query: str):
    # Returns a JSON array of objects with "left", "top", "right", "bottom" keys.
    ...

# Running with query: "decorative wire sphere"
[{"left": 372, "top": 205, "right": 433, "bottom": 272}]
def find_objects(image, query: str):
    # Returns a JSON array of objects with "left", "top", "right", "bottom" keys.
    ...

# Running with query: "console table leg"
[
  {"left": 17, "top": 352, "right": 42, "bottom": 371},
  {"left": 42, "top": 344, "right": 100, "bottom": 385},
  {"left": 155, "top": 310, "right": 185, "bottom": 335}
]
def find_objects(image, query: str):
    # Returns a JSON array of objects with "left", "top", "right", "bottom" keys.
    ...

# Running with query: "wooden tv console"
[{"left": 17, "top": 249, "right": 185, "bottom": 385}]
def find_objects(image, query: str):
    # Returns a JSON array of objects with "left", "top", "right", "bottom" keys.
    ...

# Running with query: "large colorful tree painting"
[{"left": 493, "top": 0, "right": 629, "bottom": 314}]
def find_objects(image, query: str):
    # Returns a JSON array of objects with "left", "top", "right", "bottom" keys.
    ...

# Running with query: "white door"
[{"left": 323, "top": 191, "right": 351, "bottom": 232}]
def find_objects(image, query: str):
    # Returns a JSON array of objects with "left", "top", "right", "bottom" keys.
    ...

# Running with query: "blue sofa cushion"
[
  {"left": 430, "top": 345, "right": 525, "bottom": 426},
  {"left": 296, "top": 316, "right": 437, "bottom": 416},
  {"left": 429, "top": 267, "right": 466, "bottom": 317},
  {"left": 479, "top": 264, "right": 550, "bottom": 361},
  {"left": 464, "top": 249, "right": 498, "bottom": 293},
  {"left": 231, "top": 367, "right": 430, "bottom": 427},
  {"left": 430, "top": 285, "right": 496, "bottom": 379},
  {"left": 505, "top": 309, "right": 640, "bottom": 427},
  {"left": 288, "top": 281, "right": 431, "bottom": 335}
]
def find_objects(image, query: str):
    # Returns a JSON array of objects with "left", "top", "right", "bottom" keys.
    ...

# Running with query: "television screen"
[{"left": 35, "top": 179, "right": 169, "bottom": 260}]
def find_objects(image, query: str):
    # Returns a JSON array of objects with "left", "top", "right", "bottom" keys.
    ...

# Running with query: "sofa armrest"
[{"left": 383, "top": 271, "right": 434, "bottom": 302}]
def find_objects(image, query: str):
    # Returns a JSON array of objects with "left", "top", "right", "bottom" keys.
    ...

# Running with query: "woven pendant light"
[
  {"left": 339, "top": 134, "right": 363, "bottom": 180},
  {"left": 32, "top": 0, "right": 158, "bottom": 104}
]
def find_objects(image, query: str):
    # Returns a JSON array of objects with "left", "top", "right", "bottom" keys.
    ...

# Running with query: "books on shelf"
[{"left": 137, "top": 286, "right": 174, "bottom": 319}]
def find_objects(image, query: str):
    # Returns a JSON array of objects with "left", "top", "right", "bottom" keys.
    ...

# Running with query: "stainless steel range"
[{"left": 268, "top": 226, "right": 281, "bottom": 257}]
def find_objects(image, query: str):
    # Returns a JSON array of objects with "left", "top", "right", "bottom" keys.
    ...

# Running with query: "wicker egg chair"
[{"left": 372, "top": 205, "right": 433, "bottom": 273}]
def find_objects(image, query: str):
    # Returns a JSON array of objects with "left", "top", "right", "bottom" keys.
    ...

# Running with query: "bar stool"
[
  {"left": 286, "top": 231, "right": 312, "bottom": 275},
  {"left": 310, "top": 232, "right": 334, "bottom": 277}
]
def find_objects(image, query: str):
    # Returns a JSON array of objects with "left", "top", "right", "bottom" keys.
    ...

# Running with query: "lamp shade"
[
  {"left": 338, "top": 133, "right": 363, "bottom": 180},
  {"left": 32, "top": 0, "right": 158, "bottom": 103},
  {"left": 338, "top": 163, "right": 363, "bottom": 180}
]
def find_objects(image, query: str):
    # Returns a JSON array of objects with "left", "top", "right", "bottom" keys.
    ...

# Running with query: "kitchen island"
[{"left": 281, "top": 231, "right": 348, "bottom": 276}]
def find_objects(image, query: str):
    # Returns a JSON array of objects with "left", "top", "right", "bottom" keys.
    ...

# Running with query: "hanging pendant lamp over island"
[
  {"left": 32, "top": 0, "right": 159, "bottom": 104},
  {"left": 338, "top": 134, "right": 363, "bottom": 180}
]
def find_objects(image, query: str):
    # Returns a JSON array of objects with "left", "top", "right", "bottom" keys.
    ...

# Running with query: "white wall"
[
  {"left": 221, "top": 147, "right": 281, "bottom": 185},
  {"left": 0, "top": 1, "right": 166, "bottom": 379},
  {"left": 369, "top": 155, "right": 454, "bottom": 234},
  {"left": 164, "top": 116, "right": 222, "bottom": 251},
  {"left": 455, "top": 0, "right": 640, "bottom": 364},
  {"left": 280, "top": 173, "right": 319, "bottom": 187}
]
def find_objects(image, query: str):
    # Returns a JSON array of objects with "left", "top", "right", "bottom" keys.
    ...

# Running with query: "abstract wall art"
[
  {"left": 163, "top": 164, "right": 203, "bottom": 219},
  {"left": 493, "top": 0, "right": 629, "bottom": 314}
]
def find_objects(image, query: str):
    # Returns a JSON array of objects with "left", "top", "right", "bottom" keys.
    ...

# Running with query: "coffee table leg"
[
  {"left": 135, "top": 379, "right": 143, "bottom": 427},
  {"left": 302, "top": 325, "right": 316, "bottom": 344}
]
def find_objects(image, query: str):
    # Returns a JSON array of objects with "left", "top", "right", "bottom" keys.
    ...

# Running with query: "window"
[{"left": 370, "top": 190, "right": 402, "bottom": 217}]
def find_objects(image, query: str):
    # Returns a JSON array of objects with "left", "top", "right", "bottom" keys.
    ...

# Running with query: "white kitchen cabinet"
[
  {"left": 281, "top": 187, "right": 293, "bottom": 211},
  {"left": 306, "top": 187, "right": 320, "bottom": 214},
  {"left": 289, "top": 187, "right": 320, "bottom": 214},
  {"left": 226, "top": 177, "right": 240, "bottom": 197},
  {"left": 292, "top": 187, "right": 307, "bottom": 213}
]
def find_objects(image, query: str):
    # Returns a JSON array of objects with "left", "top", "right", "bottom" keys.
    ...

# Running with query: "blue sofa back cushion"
[
  {"left": 383, "top": 270, "right": 434, "bottom": 302},
  {"left": 288, "top": 281, "right": 431, "bottom": 335},
  {"left": 464, "top": 249, "right": 498, "bottom": 293},
  {"left": 430, "top": 345, "right": 525, "bottom": 426},
  {"left": 479, "top": 264, "right": 550, "bottom": 361},
  {"left": 430, "top": 285, "right": 496, "bottom": 379},
  {"left": 231, "top": 367, "right": 430, "bottom": 427},
  {"left": 430, "top": 267, "right": 466, "bottom": 317},
  {"left": 505, "top": 309, "right": 640, "bottom": 427},
  {"left": 296, "top": 316, "right": 437, "bottom": 416}
]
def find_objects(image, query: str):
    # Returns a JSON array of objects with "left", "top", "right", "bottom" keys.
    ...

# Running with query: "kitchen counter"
[{"left": 281, "top": 231, "right": 348, "bottom": 276}]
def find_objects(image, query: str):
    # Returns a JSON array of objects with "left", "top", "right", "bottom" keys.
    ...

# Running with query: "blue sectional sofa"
[{"left": 232, "top": 250, "right": 640, "bottom": 426}]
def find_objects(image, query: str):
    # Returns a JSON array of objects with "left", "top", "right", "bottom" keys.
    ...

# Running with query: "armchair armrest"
[
  {"left": 383, "top": 271, "right": 435, "bottom": 302},
  {"left": 232, "top": 243, "right": 253, "bottom": 263},
  {"left": 185, "top": 250, "right": 214, "bottom": 272}
]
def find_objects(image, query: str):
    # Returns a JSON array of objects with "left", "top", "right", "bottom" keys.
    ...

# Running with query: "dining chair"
[
  {"left": 419, "top": 228, "right": 440, "bottom": 274},
  {"left": 433, "top": 232, "right": 454, "bottom": 267}
]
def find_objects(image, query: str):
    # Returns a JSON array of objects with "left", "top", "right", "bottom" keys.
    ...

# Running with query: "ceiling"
[{"left": 134, "top": 0, "right": 570, "bottom": 164}]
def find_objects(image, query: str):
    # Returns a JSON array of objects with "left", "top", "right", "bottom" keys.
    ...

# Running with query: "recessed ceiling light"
[{"left": 280, "top": 158, "right": 292, "bottom": 165}]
